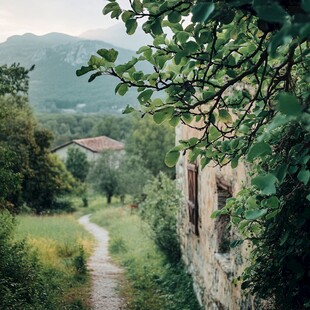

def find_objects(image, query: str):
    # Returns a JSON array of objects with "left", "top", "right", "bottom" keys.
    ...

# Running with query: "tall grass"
[
  {"left": 91, "top": 206, "right": 202, "bottom": 310},
  {"left": 15, "top": 214, "right": 94, "bottom": 309}
]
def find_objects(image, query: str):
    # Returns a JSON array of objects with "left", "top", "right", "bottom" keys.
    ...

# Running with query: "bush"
[
  {"left": 140, "top": 172, "right": 181, "bottom": 263},
  {"left": 0, "top": 211, "right": 54, "bottom": 309},
  {"left": 50, "top": 197, "right": 75, "bottom": 213}
]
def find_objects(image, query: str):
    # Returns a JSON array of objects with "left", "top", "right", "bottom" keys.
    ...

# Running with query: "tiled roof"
[
  {"left": 73, "top": 136, "right": 124, "bottom": 152},
  {"left": 52, "top": 136, "right": 124, "bottom": 153}
]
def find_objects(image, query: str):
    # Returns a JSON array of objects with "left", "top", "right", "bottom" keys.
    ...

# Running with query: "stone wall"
[{"left": 176, "top": 124, "right": 257, "bottom": 310}]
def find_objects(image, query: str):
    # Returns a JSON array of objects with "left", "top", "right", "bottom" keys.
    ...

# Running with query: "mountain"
[
  {"left": 79, "top": 23, "right": 153, "bottom": 51},
  {"left": 0, "top": 32, "right": 140, "bottom": 114}
]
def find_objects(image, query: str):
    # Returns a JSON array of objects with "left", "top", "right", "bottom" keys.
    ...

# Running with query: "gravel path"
[{"left": 79, "top": 214, "right": 123, "bottom": 310}]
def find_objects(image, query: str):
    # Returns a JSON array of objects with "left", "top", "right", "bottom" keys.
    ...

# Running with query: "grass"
[
  {"left": 15, "top": 214, "right": 94, "bottom": 309},
  {"left": 90, "top": 204, "right": 202, "bottom": 310}
]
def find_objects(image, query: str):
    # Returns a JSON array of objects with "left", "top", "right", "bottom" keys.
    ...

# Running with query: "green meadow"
[{"left": 14, "top": 214, "right": 94, "bottom": 309}]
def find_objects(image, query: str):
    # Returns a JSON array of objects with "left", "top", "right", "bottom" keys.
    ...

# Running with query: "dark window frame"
[{"left": 188, "top": 163, "right": 199, "bottom": 235}]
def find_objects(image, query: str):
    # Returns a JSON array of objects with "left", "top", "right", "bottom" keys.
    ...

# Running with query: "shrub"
[
  {"left": 140, "top": 172, "right": 181, "bottom": 263},
  {"left": 0, "top": 211, "right": 54, "bottom": 309},
  {"left": 50, "top": 197, "right": 75, "bottom": 213}
]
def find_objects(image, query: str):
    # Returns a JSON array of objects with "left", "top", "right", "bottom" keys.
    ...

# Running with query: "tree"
[
  {"left": 0, "top": 64, "right": 74, "bottom": 213},
  {"left": 125, "top": 114, "right": 175, "bottom": 177},
  {"left": 88, "top": 151, "right": 121, "bottom": 204},
  {"left": 65, "top": 148, "right": 90, "bottom": 182},
  {"left": 78, "top": 1, "right": 310, "bottom": 308},
  {"left": 0, "top": 63, "right": 34, "bottom": 97},
  {"left": 117, "top": 154, "right": 152, "bottom": 204}
]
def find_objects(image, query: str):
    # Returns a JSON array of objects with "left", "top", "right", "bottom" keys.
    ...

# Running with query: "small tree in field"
[
  {"left": 65, "top": 147, "right": 89, "bottom": 182},
  {"left": 88, "top": 151, "right": 120, "bottom": 204}
]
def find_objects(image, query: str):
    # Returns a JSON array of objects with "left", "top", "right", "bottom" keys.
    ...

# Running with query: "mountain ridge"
[{"left": 0, "top": 32, "right": 140, "bottom": 114}]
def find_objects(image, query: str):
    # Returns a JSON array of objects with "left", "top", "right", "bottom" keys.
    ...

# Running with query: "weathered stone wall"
[{"left": 176, "top": 124, "right": 256, "bottom": 310}]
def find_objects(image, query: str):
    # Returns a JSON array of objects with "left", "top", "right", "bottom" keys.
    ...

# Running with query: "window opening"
[
  {"left": 216, "top": 179, "right": 232, "bottom": 253},
  {"left": 188, "top": 163, "right": 199, "bottom": 235}
]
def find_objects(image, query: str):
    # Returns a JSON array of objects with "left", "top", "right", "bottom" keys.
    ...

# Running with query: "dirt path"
[{"left": 78, "top": 214, "right": 123, "bottom": 310}]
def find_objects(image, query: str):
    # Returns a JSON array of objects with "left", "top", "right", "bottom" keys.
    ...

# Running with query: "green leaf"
[
  {"left": 254, "top": 3, "right": 289, "bottom": 24},
  {"left": 122, "top": 10, "right": 134, "bottom": 23},
  {"left": 97, "top": 48, "right": 118, "bottom": 62},
  {"left": 202, "top": 91, "right": 215, "bottom": 101},
  {"left": 231, "top": 157, "right": 239, "bottom": 168},
  {"left": 245, "top": 209, "right": 267, "bottom": 220},
  {"left": 201, "top": 156, "right": 211, "bottom": 169},
  {"left": 88, "top": 55, "right": 105, "bottom": 67},
  {"left": 263, "top": 196, "right": 280, "bottom": 209},
  {"left": 164, "top": 149, "right": 180, "bottom": 168},
  {"left": 76, "top": 66, "right": 93, "bottom": 76},
  {"left": 132, "top": 0, "right": 143, "bottom": 13},
  {"left": 103, "top": 2, "right": 120, "bottom": 15},
  {"left": 209, "top": 126, "right": 221, "bottom": 141},
  {"left": 151, "top": 19, "right": 163, "bottom": 35},
  {"left": 297, "top": 169, "right": 310, "bottom": 185},
  {"left": 251, "top": 174, "right": 277, "bottom": 195},
  {"left": 189, "top": 148, "right": 200, "bottom": 163},
  {"left": 122, "top": 105, "right": 135, "bottom": 114},
  {"left": 169, "top": 116, "right": 180, "bottom": 127},
  {"left": 181, "top": 113, "right": 193, "bottom": 124},
  {"left": 219, "top": 109, "right": 233, "bottom": 123},
  {"left": 274, "top": 163, "right": 288, "bottom": 182},
  {"left": 118, "top": 84, "right": 128, "bottom": 96},
  {"left": 168, "top": 11, "right": 181, "bottom": 23},
  {"left": 211, "top": 210, "right": 222, "bottom": 219},
  {"left": 88, "top": 72, "right": 101, "bottom": 82},
  {"left": 153, "top": 107, "right": 174, "bottom": 124},
  {"left": 125, "top": 19, "right": 138, "bottom": 35},
  {"left": 247, "top": 142, "right": 272, "bottom": 162},
  {"left": 191, "top": 2, "right": 215, "bottom": 23},
  {"left": 276, "top": 92, "right": 302, "bottom": 116},
  {"left": 176, "top": 31, "right": 190, "bottom": 43},
  {"left": 137, "top": 89, "right": 153, "bottom": 104}
]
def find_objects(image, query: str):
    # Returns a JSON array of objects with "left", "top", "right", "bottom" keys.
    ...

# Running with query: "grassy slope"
[
  {"left": 91, "top": 205, "right": 202, "bottom": 310},
  {"left": 15, "top": 214, "right": 94, "bottom": 309}
]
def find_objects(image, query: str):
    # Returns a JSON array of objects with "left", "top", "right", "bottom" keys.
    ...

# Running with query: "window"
[
  {"left": 188, "top": 163, "right": 199, "bottom": 235},
  {"left": 215, "top": 179, "right": 232, "bottom": 253}
]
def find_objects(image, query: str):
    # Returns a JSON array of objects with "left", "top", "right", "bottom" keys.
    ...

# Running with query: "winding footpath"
[{"left": 78, "top": 214, "right": 123, "bottom": 310}]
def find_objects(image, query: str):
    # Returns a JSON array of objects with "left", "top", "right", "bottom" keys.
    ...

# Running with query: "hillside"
[
  {"left": 0, "top": 32, "right": 139, "bottom": 113},
  {"left": 79, "top": 23, "right": 152, "bottom": 51}
]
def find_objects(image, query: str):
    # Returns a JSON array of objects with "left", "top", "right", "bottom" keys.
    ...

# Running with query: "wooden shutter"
[{"left": 188, "top": 164, "right": 199, "bottom": 235}]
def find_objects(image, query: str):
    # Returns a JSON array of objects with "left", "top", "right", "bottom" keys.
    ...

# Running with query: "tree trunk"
[{"left": 107, "top": 195, "right": 112, "bottom": 204}]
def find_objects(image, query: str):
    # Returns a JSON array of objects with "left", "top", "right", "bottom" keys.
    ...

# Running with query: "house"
[
  {"left": 176, "top": 124, "right": 260, "bottom": 309},
  {"left": 52, "top": 136, "right": 124, "bottom": 161}
]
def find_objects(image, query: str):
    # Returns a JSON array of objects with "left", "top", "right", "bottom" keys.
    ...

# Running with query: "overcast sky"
[{"left": 0, "top": 0, "right": 130, "bottom": 43}]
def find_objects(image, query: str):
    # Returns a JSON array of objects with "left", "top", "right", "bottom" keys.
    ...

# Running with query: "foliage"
[
  {"left": 0, "top": 65, "right": 74, "bottom": 213},
  {"left": 66, "top": 147, "right": 90, "bottom": 182},
  {"left": 78, "top": 0, "right": 310, "bottom": 308},
  {"left": 88, "top": 151, "right": 121, "bottom": 204},
  {"left": 91, "top": 206, "right": 201, "bottom": 310},
  {"left": 117, "top": 154, "right": 152, "bottom": 204},
  {"left": 0, "top": 63, "right": 34, "bottom": 97},
  {"left": 140, "top": 173, "right": 181, "bottom": 263},
  {"left": 125, "top": 115, "right": 175, "bottom": 177},
  {"left": 0, "top": 211, "right": 54, "bottom": 309},
  {"left": 0, "top": 145, "right": 22, "bottom": 210}
]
